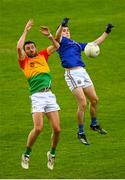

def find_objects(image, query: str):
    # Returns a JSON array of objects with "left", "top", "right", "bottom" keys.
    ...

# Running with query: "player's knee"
[
  {"left": 91, "top": 96, "right": 99, "bottom": 106},
  {"left": 79, "top": 101, "right": 87, "bottom": 111},
  {"left": 34, "top": 125, "right": 43, "bottom": 134},
  {"left": 53, "top": 126, "right": 61, "bottom": 134}
]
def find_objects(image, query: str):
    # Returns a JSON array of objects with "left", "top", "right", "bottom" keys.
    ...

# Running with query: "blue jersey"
[{"left": 57, "top": 36, "right": 87, "bottom": 68}]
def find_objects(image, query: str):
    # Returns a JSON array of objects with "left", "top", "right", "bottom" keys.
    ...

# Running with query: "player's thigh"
[
  {"left": 46, "top": 111, "right": 60, "bottom": 131},
  {"left": 83, "top": 85, "right": 98, "bottom": 102},
  {"left": 72, "top": 87, "right": 87, "bottom": 105},
  {"left": 32, "top": 112, "right": 44, "bottom": 129}
]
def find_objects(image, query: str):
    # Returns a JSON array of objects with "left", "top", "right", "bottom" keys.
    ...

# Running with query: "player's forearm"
[
  {"left": 17, "top": 30, "right": 28, "bottom": 49},
  {"left": 94, "top": 23, "right": 114, "bottom": 45},
  {"left": 17, "top": 19, "right": 33, "bottom": 49},
  {"left": 94, "top": 32, "right": 108, "bottom": 45},
  {"left": 55, "top": 25, "right": 63, "bottom": 42},
  {"left": 48, "top": 34, "right": 60, "bottom": 49}
]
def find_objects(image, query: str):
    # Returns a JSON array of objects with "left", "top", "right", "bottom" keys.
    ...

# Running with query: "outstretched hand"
[
  {"left": 105, "top": 23, "right": 114, "bottom": 33},
  {"left": 24, "top": 19, "right": 33, "bottom": 32},
  {"left": 61, "top": 17, "right": 70, "bottom": 27},
  {"left": 40, "top": 26, "right": 51, "bottom": 36}
]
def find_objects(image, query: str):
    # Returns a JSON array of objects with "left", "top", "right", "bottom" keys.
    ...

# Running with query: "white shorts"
[
  {"left": 64, "top": 67, "right": 93, "bottom": 91},
  {"left": 31, "top": 91, "right": 60, "bottom": 113}
]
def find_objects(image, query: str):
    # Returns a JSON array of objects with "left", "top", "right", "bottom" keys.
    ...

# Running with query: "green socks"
[
  {"left": 50, "top": 148, "right": 56, "bottom": 157},
  {"left": 24, "top": 147, "right": 31, "bottom": 156},
  {"left": 24, "top": 147, "right": 56, "bottom": 157}
]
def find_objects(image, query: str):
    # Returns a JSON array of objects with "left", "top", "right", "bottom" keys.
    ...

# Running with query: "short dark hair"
[{"left": 23, "top": 41, "right": 36, "bottom": 50}]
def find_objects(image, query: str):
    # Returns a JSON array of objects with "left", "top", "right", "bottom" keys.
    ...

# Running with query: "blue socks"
[
  {"left": 91, "top": 117, "right": 97, "bottom": 126},
  {"left": 78, "top": 117, "right": 97, "bottom": 134},
  {"left": 78, "top": 124, "right": 85, "bottom": 134}
]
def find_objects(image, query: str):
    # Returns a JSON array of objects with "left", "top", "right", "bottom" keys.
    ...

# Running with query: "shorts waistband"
[
  {"left": 39, "top": 87, "right": 51, "bottom": 92},
  {"left": 65, "top": 66, "right": 83, "bottom": 71}
]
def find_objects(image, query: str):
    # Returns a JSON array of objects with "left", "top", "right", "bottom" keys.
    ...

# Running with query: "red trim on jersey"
[
  {"left": 18, "top": 58, "right": 28, "bottom": 69},
  {"left": 38, "top": 49, "right": 49, "bottom": 61}
]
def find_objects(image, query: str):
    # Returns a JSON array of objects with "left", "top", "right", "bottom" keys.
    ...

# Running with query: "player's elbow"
[
  {"left": 17, "top": 41, "right": 24, "bottom": 50},
  {"left": 16, "top": 46, "right": 23, "bottom": 57},
  {"left": 53, "top": 43, "right": 60, "bottom": 50},
  {"left": 56, "top": 43, "right": 60, "bottom": 49},
  {"left": 17, "top": 46, "right": 21, "bottom": 52},
  {"left": 17, "top": 43, "right": 22, "bottom": 51}
]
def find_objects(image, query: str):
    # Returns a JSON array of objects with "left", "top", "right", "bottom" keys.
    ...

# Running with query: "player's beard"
[{"left": 27, "top": 51, "right": 37, "bottom": 58}]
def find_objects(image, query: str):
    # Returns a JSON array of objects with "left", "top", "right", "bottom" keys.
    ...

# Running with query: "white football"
[{"left": 84, "top": 42, "right": 100, "bottom": 58}]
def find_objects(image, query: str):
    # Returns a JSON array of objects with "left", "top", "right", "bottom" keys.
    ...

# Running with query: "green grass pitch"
[{"left": 0, "top": 0, "right": 125, "bottom": 178}]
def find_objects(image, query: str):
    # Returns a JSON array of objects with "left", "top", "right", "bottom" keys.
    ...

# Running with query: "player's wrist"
[
  {"left": 48, "top": 33, "right": 53, "bottom": 38},
  {"left": 105, "top": 29, "right": 111, "bottom": 34},
  {"left": 24, "top": 29, "right": 28, "bottom": 33}
]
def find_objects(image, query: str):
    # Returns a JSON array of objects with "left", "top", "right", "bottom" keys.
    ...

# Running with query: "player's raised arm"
[
  {"left": 40, "top": 26, "right": 60, "bottom": 54},
  {"left": 55, "top": 18, "right": 70, "bottom": 42},
  {"left": 93, "top": 24, "right": 114, "bottom": 45},
  {"left": 17, "top": 19, "right": 33, "bottom": 60}
]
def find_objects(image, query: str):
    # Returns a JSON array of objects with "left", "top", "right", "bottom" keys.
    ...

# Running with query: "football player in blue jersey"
[{"left": 56, "top": 18, "right": 114, "bottom": 145}]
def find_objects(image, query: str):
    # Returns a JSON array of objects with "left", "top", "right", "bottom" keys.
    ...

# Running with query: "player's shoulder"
[
  {"left": 38, "top": 48, "right": 48, "bottom": 55},
  {"left": 38, "top": 48, "right": 49, "bottom": 60}
]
